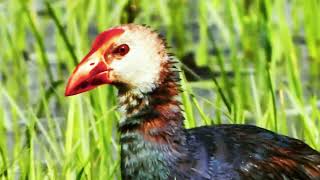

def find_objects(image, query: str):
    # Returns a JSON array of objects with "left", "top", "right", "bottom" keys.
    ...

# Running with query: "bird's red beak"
[
  {"left": 65, "top": 28, "right": 124, "bottom": 96},
  {"left": 64, "top": 54, "right": 112, "bottom": 96}
]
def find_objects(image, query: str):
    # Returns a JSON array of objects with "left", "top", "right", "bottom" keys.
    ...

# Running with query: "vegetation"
[{"left": 0, "top": 0, "right": 319, "bottom": 179}]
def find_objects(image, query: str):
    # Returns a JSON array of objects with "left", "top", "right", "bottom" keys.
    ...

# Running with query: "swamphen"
[{"left": 65, "top": 24, "right": 320, "bottom": 180}]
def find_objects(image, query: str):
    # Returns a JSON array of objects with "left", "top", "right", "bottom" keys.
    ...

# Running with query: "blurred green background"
[{"left": 0, "top": 0, "right": 320, "bottom": 179}]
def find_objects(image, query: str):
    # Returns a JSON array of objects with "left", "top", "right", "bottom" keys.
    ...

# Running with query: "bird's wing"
[
  {"left": 188, "top": 125, "right": 320, "bottom": 179},
  {"left": 236, "top": 136, "right": 320, "bottom": 179}
]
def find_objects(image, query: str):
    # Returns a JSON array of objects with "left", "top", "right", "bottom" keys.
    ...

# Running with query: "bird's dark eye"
[{"left": 112, "top": 44, "right": 130, "bottom": 56}]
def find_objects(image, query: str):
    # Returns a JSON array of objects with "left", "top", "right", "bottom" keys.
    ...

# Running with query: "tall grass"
[{"left": 0, "top": 0, "right": 319, "bottom": 179}]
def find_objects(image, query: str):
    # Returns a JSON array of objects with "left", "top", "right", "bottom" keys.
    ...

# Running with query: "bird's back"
[{"left": 184, "top": 124, "right": 320, "bottom": 180}]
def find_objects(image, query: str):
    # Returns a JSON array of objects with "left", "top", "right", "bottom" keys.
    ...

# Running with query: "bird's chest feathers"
[{"left": 120, "top": 131, "right": 173, "bottom": 179}]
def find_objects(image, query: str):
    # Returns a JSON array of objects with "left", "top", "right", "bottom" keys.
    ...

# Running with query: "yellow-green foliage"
[{"left": 0, "top": 0, "right": 319, "bottom": 179}]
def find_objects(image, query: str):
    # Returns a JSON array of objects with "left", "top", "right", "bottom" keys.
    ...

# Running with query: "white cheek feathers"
[{"left": 109, "top": 26, "right": 165, "bottom": 93}]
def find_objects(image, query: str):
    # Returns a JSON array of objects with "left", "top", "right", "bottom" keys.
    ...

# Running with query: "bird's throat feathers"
[{"left": 118, "top": 58, "right": 185, "bottom": 144}]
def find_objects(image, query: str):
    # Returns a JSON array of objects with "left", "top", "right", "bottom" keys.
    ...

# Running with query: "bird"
[{"left": 65, "top": 24, "right": 320, "bottom": 180}]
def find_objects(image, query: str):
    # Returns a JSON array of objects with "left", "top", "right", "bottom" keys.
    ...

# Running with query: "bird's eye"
[{"left": 112, "top": 44, "right": 130, "bottom": 56}]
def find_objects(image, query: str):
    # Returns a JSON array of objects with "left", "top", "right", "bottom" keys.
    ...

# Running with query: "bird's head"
[{"left": 65, "top": 24, "right": 168, "bottom": 96}]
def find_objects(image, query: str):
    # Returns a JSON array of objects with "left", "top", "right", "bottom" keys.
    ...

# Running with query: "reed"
[{"left": 0, "top": 0, "right": 319, "bottom": 179}]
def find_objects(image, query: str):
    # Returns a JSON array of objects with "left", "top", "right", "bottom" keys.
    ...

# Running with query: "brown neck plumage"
[{"left": 118, "top": 60, "right": 186, "bottom": 144}]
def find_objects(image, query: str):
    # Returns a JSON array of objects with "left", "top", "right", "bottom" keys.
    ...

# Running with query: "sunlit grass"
[{"left": 0, "top": 0, "right": 319, "bottom": 179}]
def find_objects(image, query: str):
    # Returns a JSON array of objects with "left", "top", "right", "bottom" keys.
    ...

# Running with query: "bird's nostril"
[{"left": 90, "top": 62, "right": 95, "bottom": 66}]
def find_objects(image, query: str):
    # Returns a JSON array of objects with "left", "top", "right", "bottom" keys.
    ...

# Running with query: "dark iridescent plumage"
[{"left": 186, "top": 125, "right": 320, "bottom": 179}]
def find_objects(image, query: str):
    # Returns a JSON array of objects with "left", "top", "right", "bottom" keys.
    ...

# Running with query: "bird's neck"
[
  {"left": 118, "top": 61, "right": 184, "bottom": 139},
  {"left": 118, "top": 62, "right": 190, "bottom": 179}
]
